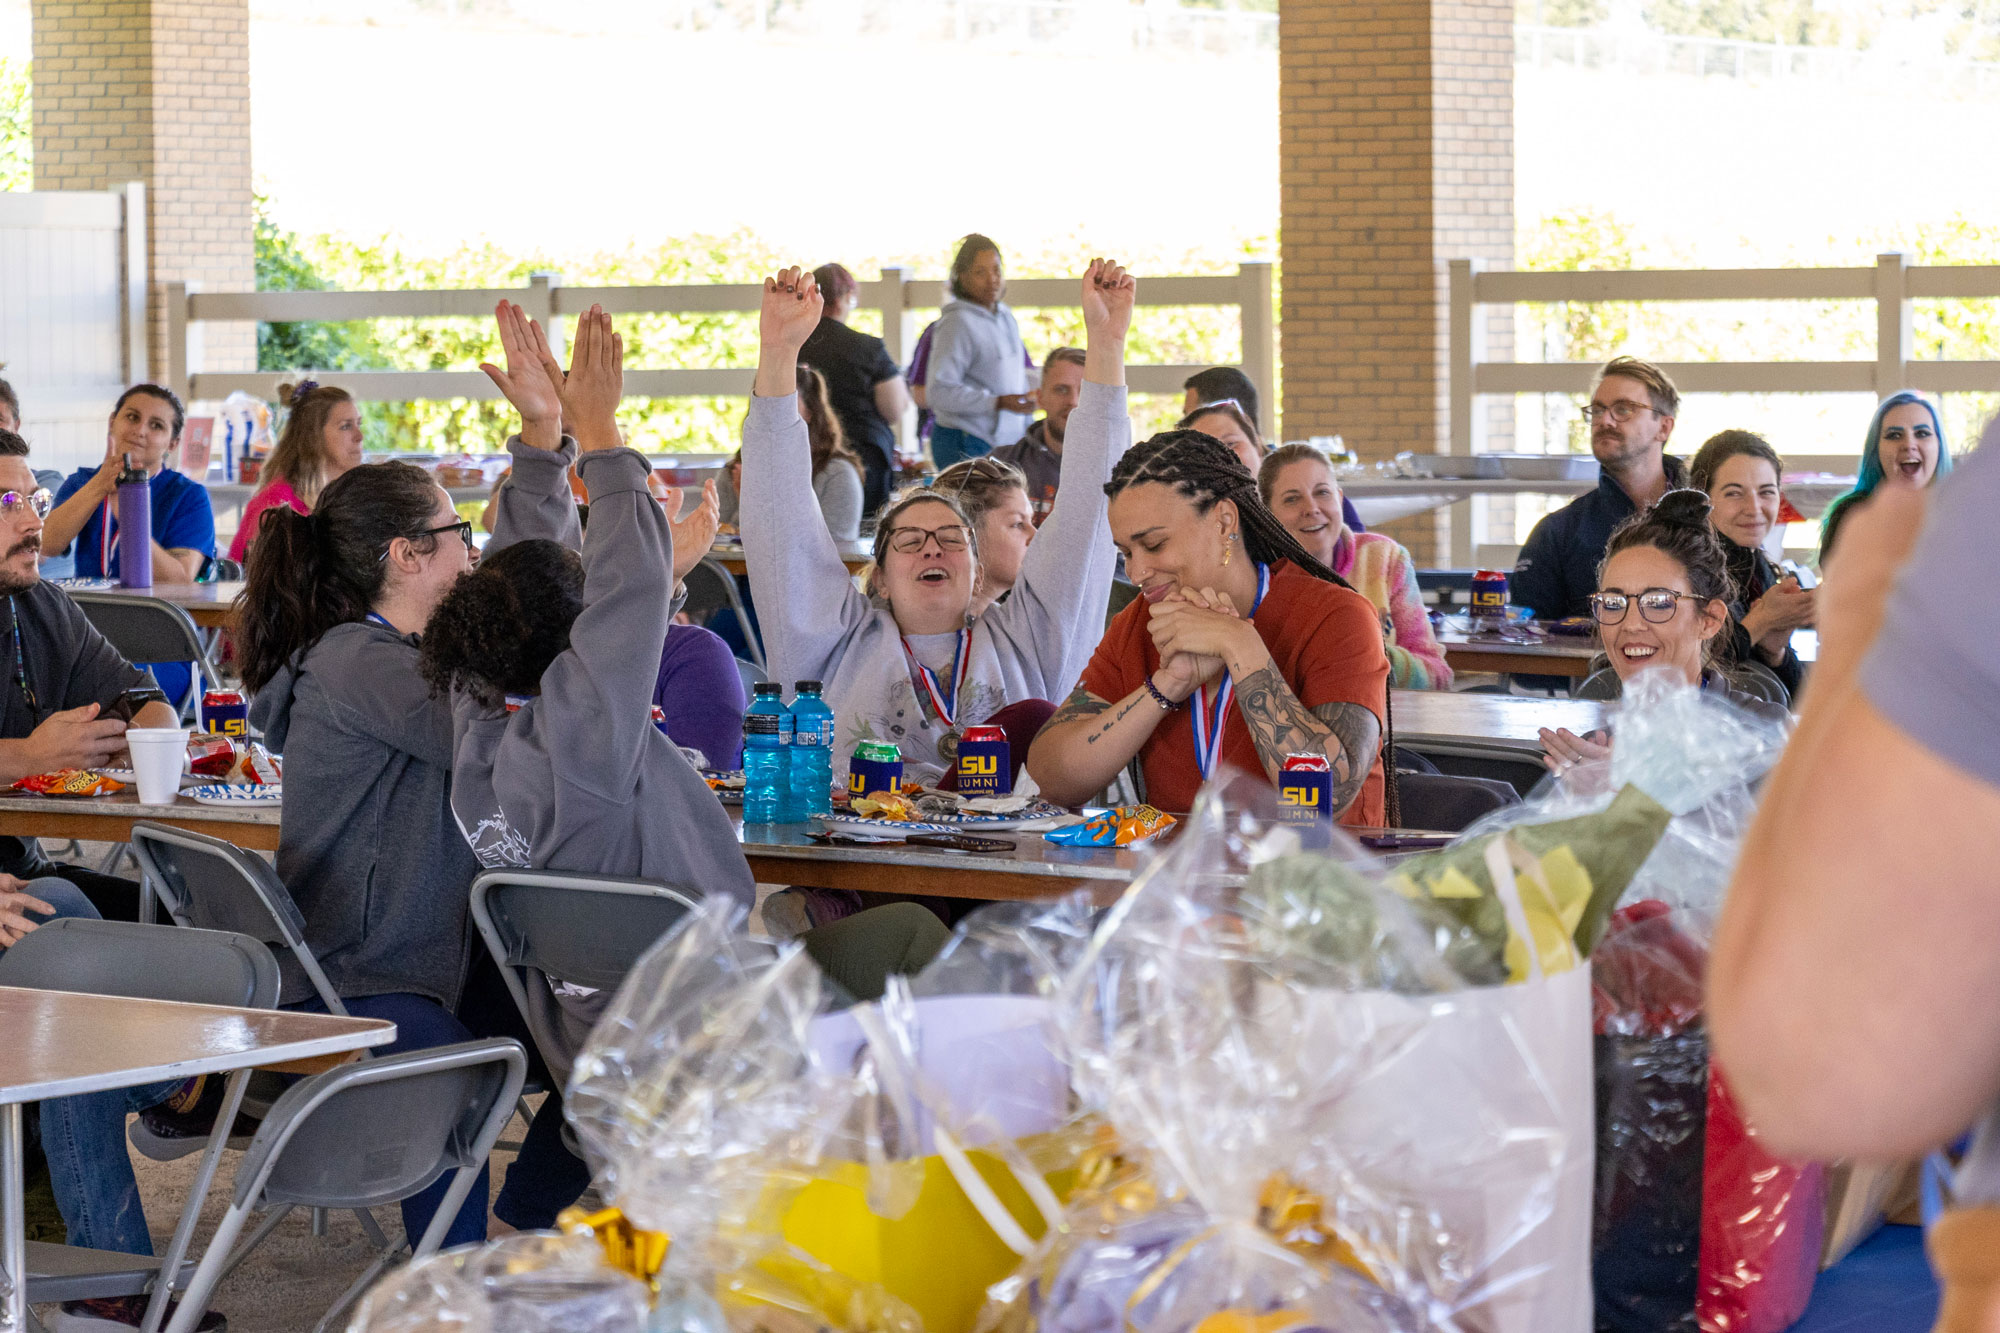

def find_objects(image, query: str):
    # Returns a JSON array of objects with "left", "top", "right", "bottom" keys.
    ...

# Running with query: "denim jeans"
[
  {"left": 10, "top": 877, "right": 182, "bottom": 1256},
  {"left": 928, "top": 426, "right": 992, "bottom": 470}
]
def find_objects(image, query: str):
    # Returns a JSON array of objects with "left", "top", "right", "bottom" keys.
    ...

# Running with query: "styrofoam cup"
[{"left": 126, "top": 727, "right": 190, "bottom": 805}]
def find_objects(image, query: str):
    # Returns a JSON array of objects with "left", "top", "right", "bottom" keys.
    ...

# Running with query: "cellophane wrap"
[
  {"left": 567, "top": 894, "right": 1099, "bottom": 1333},
  {"left": 1524, "top": 671, "right": 1826, "bottom": 1333},
  {"left": 344, "top": 1233, "right": 653, "bottom": 1333},
  {"left": 985, "top": 770, "right": 1591, "bottom": 1333}
]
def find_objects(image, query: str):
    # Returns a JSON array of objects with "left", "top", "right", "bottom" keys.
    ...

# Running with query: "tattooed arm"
[
  {"left": 1229, "top": 663, "right": 1379, "bottom": 814},
  {"left": 1026, "top": 682, "right": 1174, "bottom": 807}
]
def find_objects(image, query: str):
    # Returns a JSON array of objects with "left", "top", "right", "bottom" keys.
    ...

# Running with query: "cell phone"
[
  {"left": 1786, "top": 563, "right": 1817, "bottom": 591},
  {"left": 105, "top": 686, "right": 170, "bottom": 723},
  {"left": 1360, "top": 833, "right": 1453, "bottom": 851},
  {"left": 906, "top": 832, "right": 1014, "bottom": 854}
]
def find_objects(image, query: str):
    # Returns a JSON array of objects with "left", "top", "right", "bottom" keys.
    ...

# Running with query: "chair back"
[
  {"left": 128, "top": 821, "right": 343, "bottom": 1013},
  {"left": 684, "top": 557, "right": 763, "bottom": 669},
  {"left": 0, "top": 916, "right": 278, "bottom": 1010},
  {"left": 68, "top": 591, "right": 214, "bottom": 707},
  {"left": 735, "top": 656, "right": 768, "bottom": 695},
  {"left": 1392, "top": 771, "right": 1522, "bottom": 833},
  {"left": 232, "top": 1039, "right": 525, "bottom": 1217},
  {"left": 470, "top": 870, "right": 700, "bottom": 1084}
]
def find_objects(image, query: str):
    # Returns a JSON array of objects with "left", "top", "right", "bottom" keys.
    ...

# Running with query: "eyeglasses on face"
[
  {"left": 379, "top": 520, "right": 476, "bottom": 562},
  {"left": 884, "top": 524, "right": 971, "bottom": 554},
  {"left": 0, "top": 489, "right": 53, "bottom": 520},
  {"left": 1582, "top": 400, "right": 1661, "bottom": 425},
  {"left": 1590, "top": 587, "right": 1705, "bottom": 625}
]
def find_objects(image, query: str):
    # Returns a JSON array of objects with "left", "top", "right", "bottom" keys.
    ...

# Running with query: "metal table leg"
[{"left": 3, "top": 1102, "right": 26, "bottom": 1333}]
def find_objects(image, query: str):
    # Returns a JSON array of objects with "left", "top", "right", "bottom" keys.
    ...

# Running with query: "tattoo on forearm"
[
  {"left": 1232, "top": 664, "right": 1380, "bottom": 811},
  {"left": 1311, "top": 700, "right": 1381, "bottom": 811},
  {"left": 1047, "top": 685, "right": 1111, "bottom": 728}
]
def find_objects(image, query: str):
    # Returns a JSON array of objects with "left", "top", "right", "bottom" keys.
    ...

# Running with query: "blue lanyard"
[{"left": 1189, "top": 563, "right": 1271, "bottom": 780}]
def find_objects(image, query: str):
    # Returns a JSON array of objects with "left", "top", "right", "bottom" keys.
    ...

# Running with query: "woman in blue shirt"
[{"left": 44, "top": 384, "right": 217, "bottom": 706}]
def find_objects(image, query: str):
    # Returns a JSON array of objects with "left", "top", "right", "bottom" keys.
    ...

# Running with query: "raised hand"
[
  {"left": 760, "top": 267, "right": 822, "bottom": 354},
  {"left": 479, "top": 301, "right": 565, "bottom": 451},
  {"left": 668, "top": 478, "right": 721, "bottom": 584},
  {"left": 560, "top": 305, "right": 625, "bottom": 453},
  {"left": 1080, "top": 258, "right": 1136, "bottom": 343}
]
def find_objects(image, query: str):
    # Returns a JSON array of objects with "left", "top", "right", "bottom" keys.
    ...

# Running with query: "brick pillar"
[
  {"left": 1279, "top": 0, "right": 1513, "bottom": 566},
  {"left": 31, "top": 0, "right": 254, "bottom": 382}
]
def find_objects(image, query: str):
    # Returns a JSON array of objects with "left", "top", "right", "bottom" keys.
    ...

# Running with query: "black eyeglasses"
[
  {"left": 1581, "top": 400, "right": 1661, "bottom": 425},
  {"left": 884, "top": 524, "right": 971, "bottom": 554},
  {"left": 1590, "top": 588, "right": 1705, "bottom": 625},
  {"left": 380, "top": 520, "right": 476, "bottom": 562}
]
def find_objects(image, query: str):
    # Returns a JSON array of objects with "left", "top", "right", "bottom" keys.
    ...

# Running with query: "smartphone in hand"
[{"left": 105, "top": 686, "right": 170, "bottom": 723}]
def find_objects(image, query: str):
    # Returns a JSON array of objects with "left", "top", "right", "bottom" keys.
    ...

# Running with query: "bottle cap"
[
  {"left": 794, "top": 680, "right": 821, "bottom": 692},
  {"left": 752, "top": 682, "right": 783, "bottom": 695}
]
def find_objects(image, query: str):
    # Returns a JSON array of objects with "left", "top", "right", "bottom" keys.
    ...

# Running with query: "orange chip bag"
[{"left": 12, "top": 769, "right": 124, "bottom": 796}]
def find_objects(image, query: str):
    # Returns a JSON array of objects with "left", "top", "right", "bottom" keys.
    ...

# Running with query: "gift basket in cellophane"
[
  {"left": 561, "top": 892, "right": 1106, "bottom": 1333},
  {"left": 979, "top": 760, "right": 1690, "bottom": 1333},
  {"left": 1501, "top": 669, "right": 1822, "bottom": 1333}
]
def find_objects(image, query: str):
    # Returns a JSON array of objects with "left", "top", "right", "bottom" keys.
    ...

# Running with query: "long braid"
[{"left": 1107, "top": 430, "right": 1400, "bottom": 825}]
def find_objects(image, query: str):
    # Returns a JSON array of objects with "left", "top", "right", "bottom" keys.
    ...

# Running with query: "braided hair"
[{"left": 1105, "top": 429, "right": 1399, "bottom": 823}]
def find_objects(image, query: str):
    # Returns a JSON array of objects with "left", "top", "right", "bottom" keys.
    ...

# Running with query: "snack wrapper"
[
  {"left": 987, "top": 771, "right": 1593, "bottom": 1333},
  {"left": 12, "top": 769, "right": 125, "bottom": 796},
  {"left": 187, "top": 733, "right": 235, "bottom": 777},
  {"left": 344, "top": 1231, "right": 657, "bottom": 1333},
  {"left": 230, "top": 741, "right": 282, "bottom": 786},
  {"left": 1042, "top": 806, "right": 1175, "bottom": 848}
]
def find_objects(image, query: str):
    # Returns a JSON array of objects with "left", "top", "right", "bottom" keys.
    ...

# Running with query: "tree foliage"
[{"left": 0, "top": 58, "right": 31, "bottom": 192}]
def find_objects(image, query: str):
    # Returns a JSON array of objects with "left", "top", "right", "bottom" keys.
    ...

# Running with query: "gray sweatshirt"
[
  {"left": 250, "top": 621, "right": 481, "bottom": 1008},
  {"left": 741, "top": 381, "right": 1128, "bottom": 784},
  {"left": 445, "top": 437, "right": 754, "bottom": 908},
  {"left": 926, "top": 299, "right": 1031, "bottom": 448}
]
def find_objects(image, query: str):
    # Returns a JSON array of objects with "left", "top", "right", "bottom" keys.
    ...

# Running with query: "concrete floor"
[{"left": 33, "top": 1102, "right": 536, "bottom": 1333}]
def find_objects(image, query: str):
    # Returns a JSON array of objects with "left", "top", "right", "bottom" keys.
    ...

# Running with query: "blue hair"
[{"left": 1821, "top": 392, "right": 1953, "bottom": 544}]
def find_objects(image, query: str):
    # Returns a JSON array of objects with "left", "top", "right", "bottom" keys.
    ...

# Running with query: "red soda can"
[
  {"left": 956, "top": 725, "right": 1011, "bottom": 797},
  {"left": 200, "top": 689, "right": 248, "bottom": 737},
  {"left": 1278, "top": 753, "right": 1333, "bottom": 841},
  {"left": 1471, "top": 569, "right": 1510, "bottom": 628},
  {"left": 650, "top": 705, "right": 670, "bottom": 737}
]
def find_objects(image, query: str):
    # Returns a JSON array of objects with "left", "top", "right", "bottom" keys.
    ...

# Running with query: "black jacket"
[{"left": 1511, "top": 456, "right": 1690, "bottom": 620}]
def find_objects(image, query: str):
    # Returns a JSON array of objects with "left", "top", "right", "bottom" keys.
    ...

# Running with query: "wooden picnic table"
[
  {"left": 705, "top": 540, "right": 872, "bottom": 578},
  {"left": 1391, "top": 689, "right": 1608, "bottom": 758},
  {"left": 0, "top": 789, "right": 280, "bottom": 851},
  {"left": 61, "top": 581, "right": 244, "bottom": 631},
  {"left": 1436, "top": 626, "right": 1602, "bottom": 680},
  {"left": 0, "top": 989, "right": 390, "bottom": 1333}
]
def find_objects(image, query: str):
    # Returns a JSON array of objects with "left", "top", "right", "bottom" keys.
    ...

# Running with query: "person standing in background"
[
  {"left": 800, "top": 263, "right": 911, "bottom": 517},
  {"left": 925, "top": 234, "right": 1035, "bottom": 468},
  {"left": 992, "top": 347, "right": 1083, "bottom": 525}
]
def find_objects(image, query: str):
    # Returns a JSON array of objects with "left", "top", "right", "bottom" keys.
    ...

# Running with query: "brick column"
[
  {"left": 31, "top": 0, "right": 254, "bottom": 382},
  {"left": 1279, "top": 0, "right": 1513, "bottom": 565}
]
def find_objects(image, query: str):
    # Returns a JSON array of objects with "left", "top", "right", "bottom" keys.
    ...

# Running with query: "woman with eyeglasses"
[
  {"left": 235, "top": 453, "right": 566, "bottom": 1249},
  {"left": 741, "top": 261, "right": 1130, "bottom": 790},
  {"left": 1539, "top": 489, "right": 1790, "bottom": 774}
]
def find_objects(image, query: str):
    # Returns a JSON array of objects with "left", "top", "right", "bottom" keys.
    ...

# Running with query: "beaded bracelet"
[{"left": 1143, "top": 674, "right": 1176, "bottom": 712}]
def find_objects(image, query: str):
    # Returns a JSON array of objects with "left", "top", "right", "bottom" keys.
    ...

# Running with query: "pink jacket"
[{"left": 1333, "top": 529, "right": 1453, "bottom": 690}]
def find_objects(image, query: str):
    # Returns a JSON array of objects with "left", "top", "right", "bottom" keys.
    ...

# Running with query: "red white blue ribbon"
[
  {"left": 1190, "top": 563, "right": 1270, "bottom": 780},
  {"left": 902, "top": 627, "right": 972, "bottom": 728}
]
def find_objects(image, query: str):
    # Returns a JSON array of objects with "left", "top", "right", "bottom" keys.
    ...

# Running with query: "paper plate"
[
  {"left": 186, "top": 783, "right": 283, "bottom": 807},
  {"left": 813, "top": 814, "right": 978, "bottom": 839}
]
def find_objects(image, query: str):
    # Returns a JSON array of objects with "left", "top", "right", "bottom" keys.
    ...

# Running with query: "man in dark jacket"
[
  {"left": 992, "top": 347, "right": 1084, "bottom": 525},
  {"left": 1513, "top": 355, "right": 1687, "bottom": 620}
]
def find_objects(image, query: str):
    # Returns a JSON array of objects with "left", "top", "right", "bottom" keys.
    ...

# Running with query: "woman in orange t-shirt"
[{"left": 1026, "top": 430, "right": 1393, "bottom": 825}]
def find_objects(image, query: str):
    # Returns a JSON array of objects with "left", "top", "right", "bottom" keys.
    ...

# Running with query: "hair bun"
[{"left": 1651, "top": 488, "right": 1713, "bottom": 530}]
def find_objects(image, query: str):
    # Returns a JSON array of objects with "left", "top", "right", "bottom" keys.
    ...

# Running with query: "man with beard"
[
  {"left": 992, "top": 346, "right": 1084, "bottom": 526},
  {"left": 1512, "top": 355, "right": 1689, "bottom": 621},
  {"left": 0, "top": 429, "right": 179, "bottom": 923}
]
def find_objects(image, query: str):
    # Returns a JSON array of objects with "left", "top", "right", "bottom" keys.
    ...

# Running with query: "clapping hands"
[{"left": 562, "top": 305, "right": 625, "bottom": 453}]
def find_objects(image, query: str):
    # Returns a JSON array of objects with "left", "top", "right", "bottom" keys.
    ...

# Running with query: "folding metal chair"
[
  {"left": 0, "top": 918, "right": 278, "bottom": 1332},
  {"left": 734, "top": 655, "right": 769, "bottom": 696},
  {"left": 468, "top": 870, "right": 701, "bottom": 1087},
  {"left": 162, "top": 1039, "right": 527, "bottom": 1333},
  {"left": 67, "top": 591, "right": 219, "bottom": 719},
  {"left": 681, "top": 557, "right": 762, "bottom": 669}
]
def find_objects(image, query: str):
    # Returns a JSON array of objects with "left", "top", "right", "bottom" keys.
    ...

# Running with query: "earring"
[{"left": 1221, "top": 533, "right": 1234, "bottom": 567}]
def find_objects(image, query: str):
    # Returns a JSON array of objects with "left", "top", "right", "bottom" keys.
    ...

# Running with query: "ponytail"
[{"left": 232, "top": 461, "right": 445, "bottom": 695}]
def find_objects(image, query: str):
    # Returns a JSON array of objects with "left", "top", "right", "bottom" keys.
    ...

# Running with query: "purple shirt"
[{"left": 655, "top": 623, "right": 748, "bottom": 769}]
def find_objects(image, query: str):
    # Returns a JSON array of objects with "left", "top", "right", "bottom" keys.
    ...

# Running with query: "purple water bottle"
[{"left": 116, "top": 453, "right": 152, "bottom": 589}]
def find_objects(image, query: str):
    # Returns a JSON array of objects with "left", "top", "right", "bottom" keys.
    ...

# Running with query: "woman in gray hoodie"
[
  {"left": 234, "top": 457, "right": 586, "bottom": 1247},
  {"left": 420, "top": 302, "right": 755, "bottom": 907}
]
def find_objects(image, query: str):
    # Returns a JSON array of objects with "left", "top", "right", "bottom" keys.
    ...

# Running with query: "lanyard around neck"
[
  {"left": 1190, "top": 563, "right": 1271, "bottom": 780},
  {"left": 902, "top": 627, "right": 972, "bottom": 729}
]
